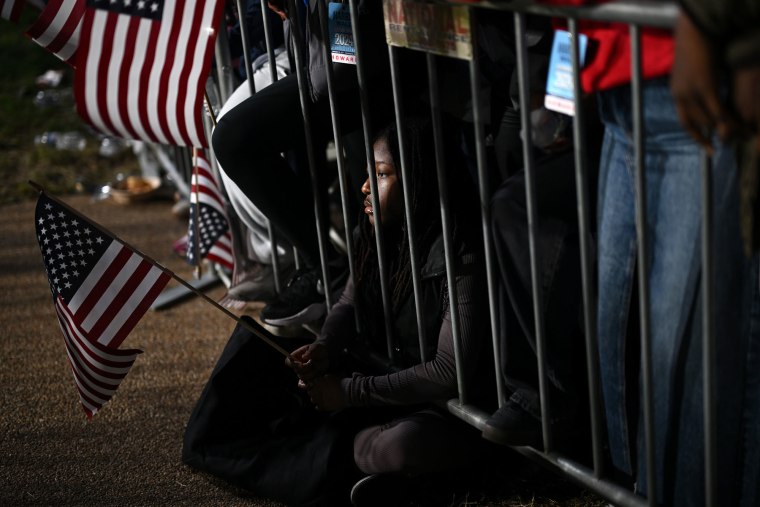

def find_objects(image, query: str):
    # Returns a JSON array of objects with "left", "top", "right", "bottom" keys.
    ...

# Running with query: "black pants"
[
  {"left": 491, "top": 149, "right": 588, "bottom": 422},
  {"left": 212, "top": 71, "right": 393, "bottom": 268}
]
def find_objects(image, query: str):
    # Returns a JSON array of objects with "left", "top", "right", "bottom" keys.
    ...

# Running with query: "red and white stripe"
[
  {"left": 74, "top": 0, "right": 224, "bottom": 148},
  {"left": 1, "top": 0, "right": 23, "bottom": 22},
  {"left": 66, "top": 240, "right": 171, "bottom": 349},
  {"left": 55, "top": 297, "right": 142, "bottom": 419},
  {"left": 25, "top": 0, "right": 84, "bottom": 66},
  {"left": 191, "top": 150, "right": 233, "bottom": 269}
]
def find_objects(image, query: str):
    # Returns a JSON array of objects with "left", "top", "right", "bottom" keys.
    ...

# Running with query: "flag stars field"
[{"left": 34, "top": 192, "right": 171, "bottom": 418}]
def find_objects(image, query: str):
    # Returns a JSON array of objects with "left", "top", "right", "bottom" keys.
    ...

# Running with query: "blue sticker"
[{"left": 544, "top": 30, "right": 588, "bottom": 116}]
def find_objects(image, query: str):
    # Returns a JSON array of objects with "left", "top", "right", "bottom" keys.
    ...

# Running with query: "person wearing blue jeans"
[
  {"left": 669, "top": 3, "right": 760, "bottom": 505},
  {"left": 596, "top": 77, "right": 750, "bottom": 505}
]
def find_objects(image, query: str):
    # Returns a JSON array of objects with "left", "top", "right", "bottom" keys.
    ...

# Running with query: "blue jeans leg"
[
  {"left": 596, "top": 79, "right": 743, "bottom": 504},
  {"left": 596, "top": 115, "right": 637, "bottom": 478}
]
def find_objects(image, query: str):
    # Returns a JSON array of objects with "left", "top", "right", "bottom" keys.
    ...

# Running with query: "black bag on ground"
[{"left": 181, "top": 316, "right": 358, "bottom": 506}]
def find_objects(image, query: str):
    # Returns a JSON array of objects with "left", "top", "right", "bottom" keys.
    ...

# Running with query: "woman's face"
[{"left": 361, "top": 137, "right": 403, "bottom": 229}]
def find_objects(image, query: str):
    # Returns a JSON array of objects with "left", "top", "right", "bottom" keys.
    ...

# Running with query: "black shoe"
[
  {"left": 350, "top": 474, "right": 412, "bottom": 507},
  {"left": 260, "top": 265, "right": 347, "bottom": 327},
  {"left": 481, "top": 400, "right": 543, "bottom": 447}
]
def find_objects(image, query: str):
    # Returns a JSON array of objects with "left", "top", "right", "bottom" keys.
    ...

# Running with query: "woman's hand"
[
  {"left": 299, "top": 375, "right": 346, "bottom": 411},
  {"left": 286, "top": 342, "right": 329, "bottom": 382}
]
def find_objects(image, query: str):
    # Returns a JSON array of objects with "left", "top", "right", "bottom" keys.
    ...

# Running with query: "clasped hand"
[{"left": 286, "top": 342, "right": 346, "bottom": 411}]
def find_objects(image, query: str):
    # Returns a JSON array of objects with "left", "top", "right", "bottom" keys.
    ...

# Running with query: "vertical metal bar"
[
  {"left": 286, "top": 0, "right": 335, "bottom": 309},
  {"left": 701, "top": 151, "right": 716, "bottom": 507},
  {"left": 514, "top": 11, "right": 552, "bottom": 452},
  {"left": 176, "top": 146, "right": 192, "bottom": 184},
  {"left": 214, "top": 17, "right": 236, "bottom": 103},
  {"left": 293, "top": 246, "right": 301, "bottom": 270},
  {"left": 348, "top": 0, "right": 396, "bottom": 360},
  {"left": 191, "top": 148, "right": 203, "bottom": 278},
  {"left": 467, "top": 11, "right": 505, "bottom": 406},
  {"left": 568, "top": 17, "right": 604, "bottom": 477},
  {"left": 202, "top": 93, "right": 226, "bottom": 187},
  {"left": 388, "top": 45, "right": 428, "bottom": 362},
  {"left": 316, "top": 0, "right": 359, "bottom": 323},
  {"left": 260, "top": 0, "right": 284, "bottom": 294},
  {"left": 237, "top": 0, "right": 282, "bottom": 295},
  {"left": 237, "top": 0, "right": 281, "bottom": 294},
  {"left": 261, "top": 0, "right": 280, "bottom": 84},
  {"left": 630, "top": 23, "right": 657, "bottom": 505},
  {"left": 236, "top": 0, "right": 257, "bottom": 96},
  {"left": 427, "top": 53, "right": 467, "bottom": 403}
]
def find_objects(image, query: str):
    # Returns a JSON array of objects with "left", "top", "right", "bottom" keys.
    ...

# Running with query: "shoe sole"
[
  {"left": 261, "top": 302, "right": 326, "bottom": 327},
  {"left": 350, "top": 475, "right": 375, "bottom": 506}
]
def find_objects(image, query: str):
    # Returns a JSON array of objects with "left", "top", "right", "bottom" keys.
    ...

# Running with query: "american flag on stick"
[
  {"left": 35, "top": 191, "right": 171, "bottom": 418},
  {"left": 25, "top": 0, "right": 84, "bottom": 65},
  {"left": 187, "top": 148, "right": 234, "bottom": 271},
  {"left": 1, "top": 0, "right": 24, "bottom": 22},
  {"left": 73, "top": 0, "right": 225, "bottom": 148}
]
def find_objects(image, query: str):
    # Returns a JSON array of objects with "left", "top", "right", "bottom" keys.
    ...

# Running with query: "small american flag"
[
  {"left": 35, "top": 192, "right": 171, "bottom": 418},
  {"left": 74, "top": 0, "right": 225, "bottom": 148},
  {"left": 187, "top": 149, "right": 234, "bottom": 271},
  {"left": 1, "top": 0, "right": 23, "bottom": 22},
  {"left": 26, "top": 0, "right": 84, "bottom": 66}
]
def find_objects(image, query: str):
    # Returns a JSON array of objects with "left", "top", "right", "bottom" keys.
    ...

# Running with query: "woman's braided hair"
[{"left": 353, "top": 118, "right": 478, "bottom": 342}]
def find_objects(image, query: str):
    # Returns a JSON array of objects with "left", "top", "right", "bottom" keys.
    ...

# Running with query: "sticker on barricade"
[
  {"left": 329, "top": 2, "right": 356, "bottom": 64},
  {"left": 544, "top": 29, "right": 588, "bottom": 116},
  {"left": 383, "top": 0, "right": 472, "bottom": 61}
]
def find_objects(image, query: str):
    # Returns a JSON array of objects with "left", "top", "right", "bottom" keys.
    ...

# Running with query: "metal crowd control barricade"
[
  {"left": 218, "top": 1, "right": 720, "bottom": 506},
  {"left": 375, "top": 2, "right": 715, "bottom": 507}
]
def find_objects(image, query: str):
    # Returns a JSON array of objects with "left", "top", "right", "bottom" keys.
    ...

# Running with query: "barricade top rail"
[{"left": 428, "top": 0, "right": 678, "bottom": 28}]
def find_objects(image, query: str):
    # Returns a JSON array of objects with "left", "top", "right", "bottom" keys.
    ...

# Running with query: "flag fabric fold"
[
  {"left": 73, "top": 0, "right": 225, "bottom": 148},
  {"left": 35, "top": 192, "right": 171, "bottom": 418},
  {"left": 25, "top": 0, "right": 84, "bottom": 66},
  {"left": 187, "top": 148, "right": 234, "bottom": 271},
  {"left": 1, "top": 0, "right": 24, "bottom": 22}
]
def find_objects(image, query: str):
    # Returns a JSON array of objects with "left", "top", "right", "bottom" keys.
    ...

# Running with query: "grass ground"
[{"left": 0, "top": 9, "right": 139, "bottom": 204}]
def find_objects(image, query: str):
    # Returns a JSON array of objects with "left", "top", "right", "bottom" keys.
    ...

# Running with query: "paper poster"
[{"left": 383, "top": 0, "right": 472, "bottom": 61}]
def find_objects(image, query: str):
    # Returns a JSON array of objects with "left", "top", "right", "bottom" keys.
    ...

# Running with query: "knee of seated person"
[
  {"left": 390, "top": 443, "right": 430, "bottom": 476},
  {"left": 211, "top": 116, "right": 245, "bottom": 168},
  {"left": 353, "top": 426, "right": 430, "bottom": 476}
]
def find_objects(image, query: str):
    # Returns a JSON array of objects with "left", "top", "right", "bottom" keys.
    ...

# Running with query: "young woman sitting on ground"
[
  {"left": 183, "top": 118, "right": 495, "bottom": 506},
  {"left": 288, "top": 118, "right": 494, "bottom": 504}
]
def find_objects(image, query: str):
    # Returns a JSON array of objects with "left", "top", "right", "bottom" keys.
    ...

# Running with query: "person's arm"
[
  {"left": 339, "top": 261, "right": 486, "bottom": 407},
  {"left": 679, "top": 0, "right": 760, "bottom": 69},
  {"left": 673, "top": 0, "right": 760, "bottom": 151},
  {"left": 670, "top": 11, "right": 735, "bottom": 152}
]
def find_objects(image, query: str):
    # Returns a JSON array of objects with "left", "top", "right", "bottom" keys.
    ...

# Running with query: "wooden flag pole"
[
  {"left": 190, "top": 148, "right": 203, "bottom": 280},
  {"left": 29, "top": 181, "right": 292, "bottom": 360}
]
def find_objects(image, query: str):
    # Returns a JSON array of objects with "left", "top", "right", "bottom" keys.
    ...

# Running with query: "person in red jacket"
[{"left": 528, "top": 1, "right": 750, "bottom": 505}]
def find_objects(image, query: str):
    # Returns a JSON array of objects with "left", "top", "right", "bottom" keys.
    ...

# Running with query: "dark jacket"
[
  {"left": 317, "top": 235, "right": 494, "bottom": 409},
  {"left": 679, "top": 0, "right": 760, "bottom": 68}
]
